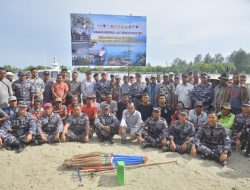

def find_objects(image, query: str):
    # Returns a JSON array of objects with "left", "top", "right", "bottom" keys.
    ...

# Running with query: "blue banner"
[{"left": 71, "top": 13, "right": 146, "bottom": 66}]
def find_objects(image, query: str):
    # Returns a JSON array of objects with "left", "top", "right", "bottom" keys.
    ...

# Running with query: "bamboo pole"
[{"left": 81, "top": 160, "right": 177, "bottom": 174}]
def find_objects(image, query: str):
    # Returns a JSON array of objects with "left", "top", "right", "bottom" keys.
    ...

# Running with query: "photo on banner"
[{"left": 70, "top": 13, "right": 146, "bottom": 66}]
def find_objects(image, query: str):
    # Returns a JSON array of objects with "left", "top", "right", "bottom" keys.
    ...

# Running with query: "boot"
[
  {"left": 108, "top": 137, "right": 115, "bottom": 145},
  {"left": 209, "top": 151, "right": 220, "bottom": 161},
  {"left": 241, "top": 142, "right": 246, "bottom": 151},
  {"left": 244, "top": 146, "right": 250, "bottom": 158},
  {"left": 162, "top": 146, "right": 170, "bottom": 152},
  {"left": 142, "top": 142, "right": 152, "bottom": 149},
  {"left": 121, "top": 137, "right": 127, "bottom": 144},
  {"left": 11, "top": 141, "right": 25, "bottom": 153}
]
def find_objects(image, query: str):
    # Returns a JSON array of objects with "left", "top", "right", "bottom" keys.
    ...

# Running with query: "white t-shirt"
[{"left": 174, "top": 83, "right": 194, "bottom": 108}]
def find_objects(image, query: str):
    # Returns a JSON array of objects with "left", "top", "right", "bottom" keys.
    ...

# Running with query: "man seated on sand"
[
  {"left": 119, "top": 102, "right": 143, "bottom": 144},
  {"left": 0, "top": 101, "right": 37, "bottom": 152},
  {"left": 139, "top": 107, "right": 168, "bottom": 149},
  {"left": 163, "top": 111, "right": 195, "bottom": 153},
  {"left": 37, "top": 103, "right": 63, "bottom": 143},
  {"left": 94, "top": 105, "right": 120, "bottom": 144},
  {"left": 232, "top": 101, "right": 250, "bottom": 157},
  {"left": 61, "top": 104, "right": 90, "bottom": 143},
  {"left": 191, "top": 112, "right": 231, "bottom": 166}
]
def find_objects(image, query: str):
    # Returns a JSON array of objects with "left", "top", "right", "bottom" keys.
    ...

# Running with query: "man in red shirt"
[
  {"left": 51, "top": 74, "right": 68, "bottom": 104},
  {"left": 82, "top": 96, "right": 97, "bottom": 134},
  {"left": 29, "top": 98, "right": 44, "bottom": 121},
  {"left": 67, "top": 96, "right": 80, "bottom": 115}
]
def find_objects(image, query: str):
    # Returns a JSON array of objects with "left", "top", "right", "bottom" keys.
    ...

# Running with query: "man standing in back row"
[
  {"left": 128, "top": 73, "right": 147, "bottom": 106},
  {"left": 191, "top": 72, "right": 213, "bottom": 112},
  {"left": 0, "top": 67, "right": 13, "bottom": 109}
]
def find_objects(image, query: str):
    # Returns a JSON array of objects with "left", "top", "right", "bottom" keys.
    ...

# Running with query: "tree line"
[{"left": 3, "top": 49, "right": 250, "bottom": 74}]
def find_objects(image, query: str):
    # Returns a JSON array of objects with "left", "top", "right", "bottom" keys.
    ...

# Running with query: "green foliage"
[
  {"left": 2, "top": 49, "right": 250, "bottom": 74},
  {"left": 228, "top": 49, "right": 250, "bottom": 73},
  {"left": 3, "top": 65, "right": 18, "bottom": 72}
]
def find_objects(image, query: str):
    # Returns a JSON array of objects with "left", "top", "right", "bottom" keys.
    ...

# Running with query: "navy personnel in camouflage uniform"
[
  {"left": 12, "top": 71, "right": 35, "bottom": 106},
  {"left": 0, "top": 101, "right": 37, "bottom": 152},
  {"left": 191, "top": 112, "right": 231, "bottom": 166},
  {"left": 37, "top": 103, "right": 63, "bottom": 143},
  {"left": 191, "top": 72, "right": 214, "bottom": 111},
  {"left": 95, "top": 105, "right": 120, "bottom": 144},
  {"left": 61, "top": 104, "right": 90, "bottom": 143},
  {"left": 233, "top": 101, "right": 250, "bottom": 157},
  {"left": 164, "top": 111, "right": 195, "bottom": 153},
  {"left": 128, "top": 73, "right": 147, "bottom": 106},
  {"left": 95, "top": 72, "right": 113, "bottom": 103},
  {"left": 43, "top": 71, "right": 54, "bottom": 104},
  {"left": 29, "top": 67, "right": 45, "bottom": 100},
  {"left": 0, "top": 108, "right": 8, "bottom": 127},
  {"left": 139, "top": 107, "right": 168, "bottom": 149},
  {"left": 158, "top": 73, "right": 175, "bottom": 108},
  {"left": 3, "top": 96, "right": 18, "bottom": 117}
]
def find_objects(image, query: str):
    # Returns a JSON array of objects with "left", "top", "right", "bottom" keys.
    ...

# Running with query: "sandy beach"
[{"left": 0, "top": 136, "right": 250, "bottom": 190}]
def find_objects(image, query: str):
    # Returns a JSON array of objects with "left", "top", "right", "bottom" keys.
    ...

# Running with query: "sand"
[{"left": 0, "top": 136, "right": 250, "bottom": 190}]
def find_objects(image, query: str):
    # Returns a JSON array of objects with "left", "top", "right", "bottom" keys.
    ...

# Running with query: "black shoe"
[
  {"left": 109, "top": 137, "right": 115, "bottom": 145},
  {"left": 162, "top": 146, "right": 170, "bottom": 152},
  {"left": 209, "top": 151, "right": 220, "bottom": 161},
  {"left": 15, "top": 144, "right": 25, "bottom": 153},
  {"left": 220, "top": 160, "right": 227, "bottom": 166},
  {"left": 241, "top": 143, "right": 246, "bottom": 151},
  {"left": 244, "top": 150, "right": 250, "bottom": 158},
  {"left": 121, "top": 138, "right": 126, "bottom": 144},
  {"left": 99, "top": 137, "right": 105, "bottom": 142},
  {"left": 31, "top": 139, "right": 40, "bottom": 146},
  {"left": 142, "top": 143, "right": 151, "bottom": 149},
  {"left": 199, "top": 154, "right": 206, "bottom": 160}
]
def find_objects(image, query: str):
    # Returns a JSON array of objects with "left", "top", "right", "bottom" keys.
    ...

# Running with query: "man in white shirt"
[
  {"left": 0, "top": 67, "right": 13, "bottom": 109},
  {"left": 81, "top": 71, "right": 96, "bottom": 104},
  {"left": 119, "top": 103, "right": 143, "bottom": 144},
  {"left": 174, "top": 73, "right": 194, "bottom": 109}
]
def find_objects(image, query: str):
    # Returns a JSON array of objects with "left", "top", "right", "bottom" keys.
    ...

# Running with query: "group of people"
[{"left": 0, "top": 66, "right": 250, "bottom": 166}]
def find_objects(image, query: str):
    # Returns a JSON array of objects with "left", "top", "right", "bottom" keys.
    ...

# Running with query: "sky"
[{"left": 1, "top": 0, "right": 250, "bottom": 68}]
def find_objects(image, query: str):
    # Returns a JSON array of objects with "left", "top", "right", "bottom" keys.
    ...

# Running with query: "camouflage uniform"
[
  {"left": 193, "top": 123, "right": 231, "bottom": 160},
  {"left": 95, "top": 79, "right": 113, "bottom": 103},
  {"left": 64, "top": 113, "right": 89, "bottom": 142},
  {"left": 37, "top": 113, "right": 63, "bottom": 143},
  {"left": 139, "top": 116, "right": 168, "bottom": 148},
  {"left": 94, "top": 113, "right": 120, "bottom": 140},
  {"left": 232, "top": 113, "right": 250, "bottom": 147},
  {"left": 0, "top": 112, "right": 37, "bottom": 147},
  {"left": 12, "top": 79, "right": 35, "bottom": 105},
  {"left": 158, "top": 82, "right": 175, "bottom": 107},
  {"left": 43, "top": 79, "right": 54, "bottom": 104},
  {"left": 29, "top": 77, "right": 45, "bottom": 99},
  {"left": 3, "top": 106, "right": 17, "bottom": 117},
  {"left": 0, "top": 108, "right": 7, "bottom": 127},
  {"left": 191, "top": 83, "right": 214, "bottom": 111},
  {"left": 169, "top": 120, "right": 195, "bottom": 153},
  {"left": 112, "top": 83, "right": 121, "bottom": 102},
  {"left": 128, "top": 82, "right": 147, "bottom": 106}
]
